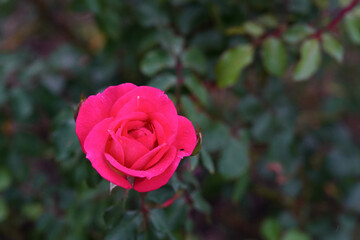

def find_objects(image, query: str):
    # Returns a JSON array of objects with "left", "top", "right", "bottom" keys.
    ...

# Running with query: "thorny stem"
[
  {"left": 253, "top": 25, "right": 286, "bottom": 46},
  {"left": 311, "top": 0, "right": 360, "bottom": 39},
  {"left": 159, "top": 191, "right": 183, "bottom": 208},
  {"left": 254, "top": 0, "right": 359, "bottom": 45}
]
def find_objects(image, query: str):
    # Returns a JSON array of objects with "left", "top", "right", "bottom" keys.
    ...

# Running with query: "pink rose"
[{"left": 75, "top": 83, "right": 197, "bottom": 192}]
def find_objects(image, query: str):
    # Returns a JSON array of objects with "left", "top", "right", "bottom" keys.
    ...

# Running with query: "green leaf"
[
  {"left": 0, "top": 168, "right": 11, "bottom": 192},
  {"left": 283, "top": 229, "right": 310, "bottom": 240},
  {"left": 184, "top": 73, "right": 209, "bottom": 106},
  {"left": 345, "top": 183, "right": 360, "bottom": 212},
  {"left": 137, "top": 2, "right": 169, "bottom": 27},
  {"left": 289, "top": 0, "right": 311, "bottom": 14},
  {"left": 261, "top": 218, "right": 282, "bottom": 240},
  {"left": 262, "top": 37, "right": 288, "bottom": 77},
  {"left": 158, "top": 29, "right": 184, "bottom": 56},
  {"left": 98, "top": 9, "right": 122, "bottom": 40},
  {"left": 146, "top": 186, "right": 175, "bottom": 204},
  {"left": 169, "top": 173, "right": 186, "bottom": 192},
  {"left": 258, "top": 14, "right": 278, "bottom": 28},
  {"left": 251, "top": 112, "right": 277, "bottom": 142},
  {"left": 185, "top": 218, "right": 195, "bottom": 233},
  {"left": 200, "top": 148, "right": 215, "bottom": 174},
  {"left": 283, "top": 24, "right": 314, "bottom": 44},
  {"left": 0, "top": 82, "right": 7, "bottom": 107},
  {"left": 105, "top": 211, "right": 143, "bottom": 240},
  {"left": 148, "top": 73, "right": 177, "bottom": 91},
  {"left": 85, "top": 0, "right": 101, "bottom": 13},
  {"left": 237, "top": 95, "right": 264, "bottom": 122},
  {"left": 177, "top": 6, "right": 204, "bottom": 34},
  {"left": 339, "top": 0, "right": 352, "bottom": 7},
  {"left": 0, "top": 198, "right": 8, "bottom": 222},
  {"left": 53, "top": 109, "right": 80, "bottom": 163},
  {"left": 191, "top": 191, "right": 211, "bottom": 215},
  {"left": 180, "top": 95, "right": 211, "bottom": 128},
  {"left": 150, "top": 209, "right": 176, "bottom": 240},
  {"left": 22, "top": 203, "right": 43, "bottom": 220},
  {"left": 232, "top": 172, "right": 249, "bottom": 202},
  {"left": 313, "top": 0, "right": 328, "bottom": 8},
  {"left": 345, "top": 13, "right": 360, "bottom": 44},
  {"left": 294, "top": 39, "right": 321, "bottom": 81},
  {"left": 203, "top": 122, "right": 230, "bottom": 153},
  {"left": 243, "top": 21, "right": 265, "bottom": 38},
  {"left": 10, "top": 88, "right": 33, "bottom": 120},
  {"left": 189, "top": 155, "right": 200, "bottom": 171},
  {"left": 182, "top": 47, "right": 207, "bottom": 74},
  {"left": 219, "top": 137, "right": 249, "bottom": 179},
  {"left": 191, "top": 130, "right": 202, "bottom": 156},
  {"left": 216, "top": 44, "right": 254, "bottom": 88},
  {"left": 103, "top": 191, "right": 129, "bottom": 227},
  {"left": 140, "top": 49, "right": 175, "bottom": 77},
  {"left": 322, "top": 33, "right": 344, "bottom": 62}
]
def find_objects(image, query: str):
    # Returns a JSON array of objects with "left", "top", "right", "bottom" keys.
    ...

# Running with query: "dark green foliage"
[{"left": 1, "top": 0, "right": 360, "bottom": 239}]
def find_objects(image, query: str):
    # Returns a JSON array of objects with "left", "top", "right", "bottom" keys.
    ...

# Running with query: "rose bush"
[{"left": 75, "top": 83, "right": 197, "bottom": 192}]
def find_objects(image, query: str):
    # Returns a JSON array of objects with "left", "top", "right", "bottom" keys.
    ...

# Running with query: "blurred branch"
[
  {"left": 0, "top": 20, "right": 39, "bottom": 51},
  {"left": 253, "top": 25, "right": 286, "bottom": 46},
  {"left": 311, "top": 0, "right": 360, "bottom": 39},
  {"left": 28, "top": 0, "right": 93, "bottom": 55},
  {"left": 141, "top": 193, "right": 149, "bottom": 230},
  {"left": 253, "top": 0, "right": 359, "bottom": 45}
]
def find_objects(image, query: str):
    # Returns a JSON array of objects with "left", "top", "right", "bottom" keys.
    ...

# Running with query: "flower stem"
[{"left": 141, "top": 193, "right": 149, "bottom": 230}]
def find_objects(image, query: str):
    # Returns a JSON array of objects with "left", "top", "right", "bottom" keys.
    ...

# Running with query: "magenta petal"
[
  {"left": 150, "top": 112, "right": 177, "bottom": 144},
  {"left": 110, "top": 86, "right": 178, "bottom": 131},
  {"left": 133, "top": 155, "right": 182, "bottom": 192},
  {"left": 175, "top": 116, "right": 197, "bottom": 158},
  {"left": 109, "top": 112, "right": 149, "bottom": 139},
  {"left": 131, "top": 143, "right": 168, "bottom": 170},
  {"left": 132, "top": 130, "right": 157, "bottom": 150},
  {"left": 84, "top": 118, "right": 132, "bottom": 189},
  {"left": 105, "top": 146, "right": 177, "bottom": 179},
  {"left": 118, "top": 136, "right": 149, "bottom": 167},
  {"left": 108, "top": 112, "right": 148, "bottom": 131},
  {"left": 105, "top": 153, "right": 148, "bottom": 178},
  {"left": 107, "top": 131, "right": 125, "bottom": 165},
  {"left": 76, "top": 83, "right": 137, "bottom": 150},
  {"left": 151, "top": 119, "right": 167, "bottom": 145}
]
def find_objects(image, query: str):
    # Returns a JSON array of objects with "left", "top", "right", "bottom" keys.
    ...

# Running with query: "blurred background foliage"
[{"left": 1, "top": 0, "right": 360, "bottom": 239}]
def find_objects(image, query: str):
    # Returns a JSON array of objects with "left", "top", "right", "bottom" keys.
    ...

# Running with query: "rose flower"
[{"left": 75, "top": 83, "right": 197, "bottom": 192}]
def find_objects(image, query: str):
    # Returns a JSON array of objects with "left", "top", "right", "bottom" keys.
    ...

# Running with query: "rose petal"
[
  {"left": 84, "top": 118, "right": 132, "bottom": 189},
  {"left": 150, "top": 112, "right": 177, "bottom": 144},
  {"left": 108, "top": 112, "right": 148, "bottom": 132},
  {"left": 105, "top": 146, "right": 177, "bottom": 179},
  {"left": 175, "top": 116, "right": 197, "bottom": 158},
  {"left": 133, "top": 155, "right": 182, "bottom": 192},
  {"left": 110, "top": 86, "right": 178, "bottom": 133},
  {"left": 105, "top": 153, "right": 147, "bottom": 178},
  {"left": 107, "top": 131, "right": 125, "bottom": 165},
  {"left": 131, "top": 143, "right": 168, "bottom": 170},
  {"left": 118, "top": 136, "right": 149, "bottom": 167},
  {"left": 132, "top": 129, "right": 157, "bottom": 149},
  {"left": 151, "top": 119, "right": 167, "bottom": 145},
  {"left": 76, "top": 83, "right": 136, "bottom": 150},
  {"left": 127, "top": 121, "right": 147, "bottom": 132}
]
